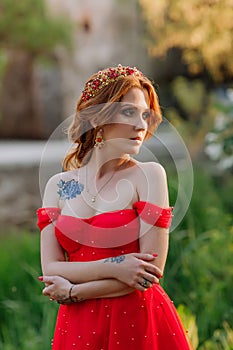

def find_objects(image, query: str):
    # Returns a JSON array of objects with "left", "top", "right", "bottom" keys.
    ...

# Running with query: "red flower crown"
[{"left": 81, "top": 64, "right": 143, "bottom": 101}]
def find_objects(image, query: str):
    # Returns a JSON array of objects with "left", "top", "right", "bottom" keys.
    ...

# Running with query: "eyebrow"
[{"left": 120, "top": 103, "right": 150, "bottom": 112}]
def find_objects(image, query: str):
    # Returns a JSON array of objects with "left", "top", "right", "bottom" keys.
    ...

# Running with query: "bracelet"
[
  {"left": 69, "top": 284, "right": 75, "bottom": 302},
  {"left": 68, "top": 284, "right": 84, "bottom": 303}
]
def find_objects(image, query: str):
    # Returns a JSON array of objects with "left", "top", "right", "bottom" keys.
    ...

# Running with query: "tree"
[
  {"left": 0, "top": 0, "right": 72, "bottom": 138},
  {"left": 139, "top": 0, "right": 233, "bottom": 81}
]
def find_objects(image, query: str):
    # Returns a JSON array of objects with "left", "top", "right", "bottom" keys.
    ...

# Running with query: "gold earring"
[{"left": 94, "top": 128, "right": 104, "bottom": 148}]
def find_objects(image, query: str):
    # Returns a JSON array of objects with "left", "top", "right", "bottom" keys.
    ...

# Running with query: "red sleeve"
[
  {"left": 133, "top": 201, "right": 173, "bottom": 229},
  {"left": 36, "top": 207, "right": 61, "bottom": 231}
]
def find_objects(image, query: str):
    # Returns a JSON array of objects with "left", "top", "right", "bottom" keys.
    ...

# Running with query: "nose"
[{"left": 134, "top": 113, "right": 147, "bottom": 131}]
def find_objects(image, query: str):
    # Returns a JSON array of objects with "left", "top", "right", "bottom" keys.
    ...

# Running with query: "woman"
[{"left": 37, "top": 64, "right": 193, "bottom": 349}]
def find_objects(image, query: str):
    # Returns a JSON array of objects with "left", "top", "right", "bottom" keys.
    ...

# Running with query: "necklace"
[{"left": 85, "top": 166, "right": 116, "bottom": 203}]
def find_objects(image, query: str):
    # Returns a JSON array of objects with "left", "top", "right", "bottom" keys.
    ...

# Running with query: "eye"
[
  {"left": 142, "top": 111, "right": 151, "bottom": 120},
  {"left": 121, "top": 108, "right": 136, "bottom": 117}
]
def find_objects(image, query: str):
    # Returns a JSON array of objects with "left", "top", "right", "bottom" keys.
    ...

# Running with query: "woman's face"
[{"left": 102, "top": 87, "right": 150, "bottom": 155}]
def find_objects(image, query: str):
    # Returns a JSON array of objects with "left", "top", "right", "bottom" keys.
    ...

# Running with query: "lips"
[{"left": 130, "top": 137, "right": 142, "bottom": 141}]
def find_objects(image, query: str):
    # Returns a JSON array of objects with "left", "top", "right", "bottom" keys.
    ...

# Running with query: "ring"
[
  {"left": 142, "top": 278, "right": 149, "bottom": 288},
  {"left": 56, "top": 294, "right": 66, "bottom": 300}
]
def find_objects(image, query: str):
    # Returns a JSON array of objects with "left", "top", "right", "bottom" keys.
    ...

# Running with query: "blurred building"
[{"left": 46, "top": 0, "right": 151, "bottom": 118}]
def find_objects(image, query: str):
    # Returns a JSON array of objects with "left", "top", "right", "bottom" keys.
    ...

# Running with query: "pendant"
[{"left": 91, "top": 197, "right": 96, "bottom": 203}]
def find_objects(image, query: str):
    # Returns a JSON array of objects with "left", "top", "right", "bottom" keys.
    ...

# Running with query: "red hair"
[{"left": 63, "top": 70, "right": 162, "bottom": 170}]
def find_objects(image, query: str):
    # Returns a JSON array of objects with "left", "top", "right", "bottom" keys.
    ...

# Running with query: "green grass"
[
  {"left": 0, "top": 231, "right": 58, "bottom": 349},
  {"left": 165, "top": 168, "right": 233, "bottom": 347}
]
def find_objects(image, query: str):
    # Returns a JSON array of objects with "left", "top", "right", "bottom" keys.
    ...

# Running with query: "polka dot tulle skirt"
[{"left": 37, "top": 202, "right": 193, "bottom": 350}]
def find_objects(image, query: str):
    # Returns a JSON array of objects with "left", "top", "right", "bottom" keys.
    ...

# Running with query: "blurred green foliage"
[
  {"left": 165, "top": 167, "right": 233, "bottom": 348},
  {"left": 0, "top": 0, "right": 72, "bottom": 138},
  {"left": 0, "top": 52, "right": 7, "bottom": 80},
  {"left": 205, "top": 92, "right": 233, "bottom": 172},
  {"left": 164, "top": 76, "right": 233, "bottom": 174},
  {"left": 165, "top": 76, "right": 216, "bottom": 159},
  {"left": 0, "top": 0, "right": 72, "bottom": 54},
  {"left": 177, "top": 304, "right": 199, "bottom": 349},
  {"left": 139, "top": 0, "right": 233, "bottom": 81},
  {"left": 199, "top": 322, "right": 233, "bottom": 350},
  {"left": 0, "top": 232, "right": 58, "bottom": 350}
]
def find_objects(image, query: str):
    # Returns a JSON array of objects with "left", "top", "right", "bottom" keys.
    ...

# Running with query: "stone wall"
[
  {"left": 0, "top": 141, "right": 65, "bottom": 231},
  {"left": 0, "top": 165, "right": 41, "bottom": 231},
  {"left": 0, "top": 163, "right": 64, "bottom": 231}
]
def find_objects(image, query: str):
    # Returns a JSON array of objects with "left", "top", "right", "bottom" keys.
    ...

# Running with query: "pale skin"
[{"left": 40, "top": 87, "right": 170, "bottom": 303}]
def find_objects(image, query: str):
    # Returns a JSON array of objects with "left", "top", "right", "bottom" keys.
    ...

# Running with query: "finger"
[
  {"left": 39, "top": 275, "right": 57, "bottom": 285},
  {"left": 57, "top": 298, "right": 72, "bottom": 305},
  {"left": 143, "top": 272, "right": 159, "bottom": 284},
  {"left": 42, "top": 284, "right": 55, "bottom": 296},
  {"left": 42, "top": 287, "right": 50, "bottom": 296},
  {"left": 135, "top": 282, "right": 147, "bottom": 292},
  {"left": 136, "top": 278, "right": 153, "bottom": 291},
  {"left": 133, "top": 253, "right": 155, "bottom": 261},
  {"left": 140, "top": 278, "right": 152, "bottom": 289},
  {"left": 130, "top": 276, "right": 150, "bottom": 291},
  {"left": 145, "top": 264, "right": 163, "bottom": 278},
  {"left": 153, "top": 266, "right": 163, "bottom": 278}
]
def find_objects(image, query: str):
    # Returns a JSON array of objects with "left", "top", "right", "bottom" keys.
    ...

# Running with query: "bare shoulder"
[
  {"left": 134, "top": 160, "right": 167, "bottom": 181},
  {"left": 45, "top": 170, "right": 78, "bottom": 186},
  {"left": 133, "top": 161, "right": 169, "bottom": 207},
  {"left": 42, "top": 170, "right": 79, "bottom": 207}
]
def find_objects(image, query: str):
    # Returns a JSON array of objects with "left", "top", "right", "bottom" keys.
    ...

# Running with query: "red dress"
[{"left": 37, "top": 201, "right": 193, "bottom": 350}]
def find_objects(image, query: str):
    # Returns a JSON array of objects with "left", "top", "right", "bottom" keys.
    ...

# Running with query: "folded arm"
[
  {"left": 41, "top": 275, "right": 136, "bottom": 303},
  {"left": 41, "top": 223, "right": 160, "bottom": 288}
]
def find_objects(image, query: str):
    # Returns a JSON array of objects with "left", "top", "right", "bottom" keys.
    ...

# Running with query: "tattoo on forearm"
[{"left": 104, "top": 255, "right": 125, "bottom": 263}]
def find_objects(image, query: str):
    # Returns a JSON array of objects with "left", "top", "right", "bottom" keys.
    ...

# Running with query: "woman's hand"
[
  {"left": 106, "top": 253, "right": 162, "bottom": 291},
  {"left": 39, "top": 253, "right": 162, "bottom": 299},
  {"left": 39, "top": 275, "right": 73, "bottom": 304}
]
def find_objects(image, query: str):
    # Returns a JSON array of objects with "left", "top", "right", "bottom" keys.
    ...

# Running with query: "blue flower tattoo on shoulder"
[{"left": 57, "top": 179, "right": 84, "bottom": 200}]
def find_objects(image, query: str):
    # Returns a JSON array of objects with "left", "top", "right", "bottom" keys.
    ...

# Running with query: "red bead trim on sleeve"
[
  {"left": 133, "top": 201, "right": 173, "bottom": 228},
  {"left": 36, "top": 207, "right": 61, "bottom": 231}
]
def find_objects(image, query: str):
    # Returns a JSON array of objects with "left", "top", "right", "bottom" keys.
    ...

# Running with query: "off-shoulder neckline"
[
  {"left": 38, "top": 201, "right": 172, "bottom": 221},
  {"left": 60, "top": 208, "right": 135, "bottom": 221}
]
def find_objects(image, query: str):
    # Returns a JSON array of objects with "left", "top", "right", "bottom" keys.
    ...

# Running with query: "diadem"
[{"left": 81, "top": 64, "right": 143, "bottom": 101}]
